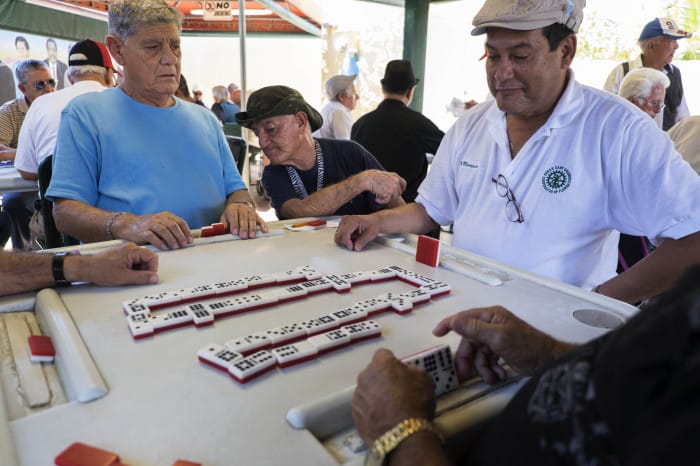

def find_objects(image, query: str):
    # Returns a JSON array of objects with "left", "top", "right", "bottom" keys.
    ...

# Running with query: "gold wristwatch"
[{"left": 364, "top": 418, "right": 442, "bottom": 466}]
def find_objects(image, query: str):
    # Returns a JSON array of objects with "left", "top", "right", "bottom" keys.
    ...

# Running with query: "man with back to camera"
[
  {"left": 334, "top": 0, "right": 700, "bottom": 307},
  {"left": 46, "top": 0, "right": 267, "bottom": 251},
  {"left": 235, "top": 85, "right": 406, "bottom": 220},
  {"left": 604, "top": 17, "right": 692, "bottom": 130},
  {"left": 313, "top": 74, "right": 358, "bottom": 140},
  {"left": 351, "top": 60, "right": 444, "bottom": 202},
  {"left": 15, "top": 38, "right": 117, "bottom": 181}
]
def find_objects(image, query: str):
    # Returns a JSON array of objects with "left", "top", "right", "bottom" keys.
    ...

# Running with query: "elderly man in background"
[
  {"left": 1, "top": 59, "right": 55, "bottom": 249},
  {"left": 604, "top": 17, "right": 692, "bottom": 130},
  {"left": 15, "top": 39, "right": 117, "bottom": 181},
  {"left": 236, "top": 85, "right": 405, "bottom": 220},
  {"left": 47, "top": 0, "right": 266, "bottom": 251},
  {"left": 211, "top": 84, "right": 240, "bottom": 124},
  {"left": 618, "top": 67, "right": 669, "bottom": 119},
  {"left": 352, "top": 60, "right": 444, "bottom": 202},
  {"left": 228, "top": 82, "right": 242, "bottom": 107},
  {"left": 312, "top": 74, "right": 358, "bottom": 140}
]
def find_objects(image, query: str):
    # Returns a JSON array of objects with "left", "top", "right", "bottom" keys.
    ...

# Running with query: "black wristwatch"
[{"left": 52, "top": 252, "right": 72, "bottom": 287}]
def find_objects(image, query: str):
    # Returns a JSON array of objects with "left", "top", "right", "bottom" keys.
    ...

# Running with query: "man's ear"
[
  {"left": 295, "top": 111, "right": 308, "bottom": 129},
  {"left": 17, "top": 83, "right": 26, "bottom": 94},
  {"left": 106, "top": 35, "right": 126, "bottom": 66},
  {"left": 560, "top": 34, "right": 577, "bottom": 69}
]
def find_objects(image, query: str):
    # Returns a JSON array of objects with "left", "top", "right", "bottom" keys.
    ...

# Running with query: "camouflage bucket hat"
[{"left": 235, "top": 85, "right": 323, "bottom": 132}]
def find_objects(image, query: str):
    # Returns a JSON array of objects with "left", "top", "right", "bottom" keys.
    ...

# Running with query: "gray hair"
[
  {"left": 67, "top": 65, "right": 108, "bottom": 82},
  {"left": 14, "top": 59, "right": 49, "bottom": 83},
  {"left": 227, "top": 83, "right": 239, "bottom": 93},
  {"left": 212, "top": 85, "right": 229, "bottom": 101},
  {"left": 619, "top": 67, "right": 670, "bottom": 100},
  {"left": 108, "top": 0, "right": 182, "bottom": 41}
]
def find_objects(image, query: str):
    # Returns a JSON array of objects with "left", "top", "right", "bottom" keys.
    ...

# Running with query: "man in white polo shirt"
[
  {"left": 15, "top": 38, "right": 117, "bottom": 181},
  {"left": 335, "top": 0, "right": 700, "bottom": 306}
]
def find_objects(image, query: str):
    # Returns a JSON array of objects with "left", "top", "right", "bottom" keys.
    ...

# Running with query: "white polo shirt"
[
  {"left": 15, "top": 79, "right": 108, "bottom": 175},
  {"left": 417, "top": 72, "right": 700, "bottom": 290}
]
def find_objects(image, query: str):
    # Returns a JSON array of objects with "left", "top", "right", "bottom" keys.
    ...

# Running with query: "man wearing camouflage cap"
[
  {"left": 347, "top": 2, "right": 700, "bottom": 464},
  {"left": 236, "top": 85, "right": 405, "bottom": 220}
]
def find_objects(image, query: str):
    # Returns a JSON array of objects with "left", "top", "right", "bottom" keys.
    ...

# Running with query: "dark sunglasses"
[{"left": 29, "top": 79, "right": 57, "bottom": 90}]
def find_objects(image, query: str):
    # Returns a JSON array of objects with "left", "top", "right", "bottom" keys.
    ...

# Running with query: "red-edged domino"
[
  {"left": 242, "top": 274, "right": 276, "bottom": 289},
  {"left": 139, "top": 290, "right": 183, "bottom": 310},
  {"left": 399, "top": 288, "right": 432, "bottom": 306},
  {"left": 302, "top": 315, "right": 339, "bottom": 336},
  {"left": 271, "top": 341, "right": 318, "bottom": 368},
  {"left": 228, "top": 294, "right": 269, "bottom": 313},
  {"left": 345, "top": 270, "right": 373, "bottom": 285},
  {"left": 328, "top": 307, "right": 366, "bottom": 326},
  {"left": 211, "top": 222, "right": 226, "bottom": 235},
  {"left": 274, "top": 268, "right": 308, "bottom": 285},
  {"left": 370, "top": 267, "right": 397, "bottom": 283},
  {"left": 180, "top": 284, "right": 216, "bottom": 303},
  {"left": 342, "top": 320, "right": 382, "bottom": 342},
  {"left": 185, "top": 304, "right": 215, "bottom": 327},
  {"left": 172, "top": 460, "right": 202, "bottom": 466},
  {"left": 278, "top": 323, "right": 307, "bottom": 345},
  {"left": 299, "top": 277, "right": 333, "bottom": 295},
  {"left": 202, "top": 299, "right": 238, "bottom": 317},
  {"left": 212, "top": 279, "right": 248, "bottom": 296},
  {"left": 352, "top": 297, "right": 391, "bottom": 316},
  {"left": 127, "top": 312, "right": 154, "bottom": 339},
  {"left": 276, "top": 284, "right": 308, "bottom": 303},
  {"left": 228, "top": 350, "right": 277, "bottom": 383},
  {"left": 418, "top": 281, "right": 451, "bottom": 298},
  {"left": 122, "top": 299, "right": 149, "bottom": 316},
  {"left": 28, "top": 335, "right": 55, "bottom": 362},
  {"left": 197, "top": 343, "right": 243, "bottom": 371},
  {"left": 54, "top": 441, "right": 121, "bottom": 466},
  {"left": 149, "top": 309, "right": 192, "bottom": 332},
  {"left": 375, "top": 292, "right": 413, "bottom": 314},
  {"left": 401, "top": 344, "right": 457, "bottom": 396},
  {"left": 307, "top": 328, "right": 351, "bottom": 354},
  {"left": 224, "top": 332, "right": 271, "bottom": 355},
  {"left": 200, "top": 226, "right": 215, "bottom": 237},
  {"left": 298, "top": 265, "right": 323, "bottom": 280},
  {"left": 324, "top": 274, "right": 352, "bottom": 293},
  {"left": 416, "top": 234, "right": 441, "bottom": 267}
]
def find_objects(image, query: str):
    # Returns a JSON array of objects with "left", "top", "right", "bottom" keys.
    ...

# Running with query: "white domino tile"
[
  {"left": 181, "top": 284, "right": 217, "bottom": 303},
  {"left": 298, "top": 277, "right": 333, "bottom": 295},
  {"left": 122, "top": 299, "right": 149, "bottom": 316},
  {"left": 198, "top": 343, "right": 243, "bottom": 371},
  {"left": 307, "top": 328, "right": 351, "bottom": 354},
  {"left": 149, "top": 309, "right": 192, "bottom": 331},
  {"left": 271, "top": 341, "right": 319, "bottom": 368},
  {"left": 127, "top": 312, "right": 154, "bottom": 339},
  {"left": 324, "top": 274, "right": 352, "bottom": 293},
  {"left": 402, "top": 344, "right": 457, "bottom": 397},
  {"left": 212, "top": 279, "right": 248, "bottom": 296},
  {"left": 327, "top": 307, "right": 366, "bottom": 326},
  {"left": 302, "top": 315, "right": 339, "bottom": 336},
  {"left": 341, "top": 320, "right": 381, "bottom": 342},
  {"left": 370, "top": 267, "right": 397, "bottom": 283},
  {"left": 224, "top": 332, "right": 271, "bottom": 355},
  {"left": 352, "top": 297, "right": 391, "bottom": 316},
  {"left": 185, "top": 304, "right": 215, "bottom": 327},
  {"left": 242, "top": 274, "right": 277, "bottom": 289},
  {"left": 228, "top": 350, "right": 277, "bottom": 383},
  {"left": 399, "top": 289, "right": 432, "bottom": 305},
  {"left": 418, "top": 281, "right": 452, "bottom": 298},
  {"left": 276, "top": 284, "right": 308, "bottom": 303}
]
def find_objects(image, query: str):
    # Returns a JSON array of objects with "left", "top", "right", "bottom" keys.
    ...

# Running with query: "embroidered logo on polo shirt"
[
  {"left": 542, "top": 166, "right": 571, "bottom": 193},
  {"left": 459, "top": 161, "right": 479, "bottom": 169}
]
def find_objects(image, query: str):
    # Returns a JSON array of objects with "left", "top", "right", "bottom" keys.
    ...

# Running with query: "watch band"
[
  {"left": 52, "top": 253, "right": 72, "bottom": 287},
  {"left": 365, "top": 418, "right": 442, "bottom": 466}
]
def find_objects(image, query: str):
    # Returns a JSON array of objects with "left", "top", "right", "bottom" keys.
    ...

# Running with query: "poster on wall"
[{"left": 0, "top": 29, "right": 74, "bottom": 105}]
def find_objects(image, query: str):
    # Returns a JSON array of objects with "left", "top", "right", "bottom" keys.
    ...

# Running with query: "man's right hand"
[
  {"left": 361, "top": 170, "right": 406, "bottom": 205},
  {"left": 334, "top": 214, "right": 381, "bottom": 251},
  {"left": 432, "top": 306, "right": 574, "bottom": 384},
  {"left": 114, "top": 211, "right": 193, "bottom": 250}
]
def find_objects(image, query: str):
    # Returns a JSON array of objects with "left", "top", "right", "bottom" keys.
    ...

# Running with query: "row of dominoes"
[
  {"left": 196, "top": 280, "right": 452, "bottom": 384},
  {"left": 198, "top": 320, "right": 383, "bottom": 383},
  {"left": 124, "top": 265, "right": 449, "bottom": 340}
]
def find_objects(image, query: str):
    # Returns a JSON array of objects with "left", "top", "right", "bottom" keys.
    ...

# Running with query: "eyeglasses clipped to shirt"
[
  {"left": 27, "top": 79, "right": 57, "bottom": 91},
  {"left": 491, "top": 174, "right": 524, "bottom": 223}
]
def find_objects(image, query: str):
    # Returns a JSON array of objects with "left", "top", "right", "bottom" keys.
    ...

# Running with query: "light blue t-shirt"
[{"left": 47, "top": 87, "right": 246, "bottom": 228}]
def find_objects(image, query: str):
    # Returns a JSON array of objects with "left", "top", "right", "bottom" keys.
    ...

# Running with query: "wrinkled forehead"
[{"left": 251, "top": 113, "right": 296, "bottom": 131}]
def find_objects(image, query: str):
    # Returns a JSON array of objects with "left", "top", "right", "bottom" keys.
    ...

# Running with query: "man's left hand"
[
  {"left": 221, "top": 202, "right": 269, "bottom": 239},
  {"left": 352, "top": 349, "right": 436, "bottom": 444}
]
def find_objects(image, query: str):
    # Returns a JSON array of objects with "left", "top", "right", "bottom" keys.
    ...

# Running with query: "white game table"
[
  {"left": 0, "top": 166, "right": 36, "bottom": 194},
  {"left": 1, "top": 224, "right": 638, "bottom": 466}
]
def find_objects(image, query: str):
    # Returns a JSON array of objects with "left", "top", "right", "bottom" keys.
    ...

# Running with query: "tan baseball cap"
[{"left": 471, "top": 0, "right": 586, "bottom": 36}]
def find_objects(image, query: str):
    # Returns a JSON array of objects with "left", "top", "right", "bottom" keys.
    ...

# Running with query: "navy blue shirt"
[{"left": 262, "top": 138, "right": 386, "bottom": 219}]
